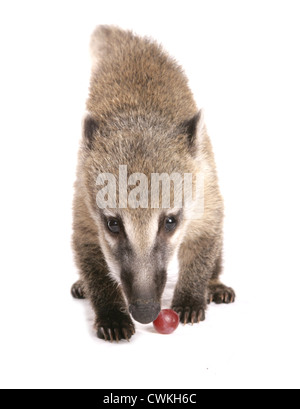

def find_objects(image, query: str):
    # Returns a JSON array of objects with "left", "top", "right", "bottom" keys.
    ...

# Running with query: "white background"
[{"left": 0, "top": 0, "right": 300, "bottom": 389}]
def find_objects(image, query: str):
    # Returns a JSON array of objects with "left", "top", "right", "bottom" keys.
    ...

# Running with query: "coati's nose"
[{"left": 129, "top": 301, "right": 161, "bottom": 324}]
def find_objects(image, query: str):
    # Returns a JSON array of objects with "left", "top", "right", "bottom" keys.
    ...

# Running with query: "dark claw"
[
  {"left": 214, "top": 293, "right": 224, "bottom": 304},
  {"left": 183, "top": 308, "right": 190, "bottom": 325},
  {"left": 191, "top": 310, "right": 196, "bottom": 325},
  {"left": 114, "top": 328, "right": 120, "bottom": 343},
  {"left": 122, "top": 328, "right": 130, "bottom": 342},
  {"left": 176, "top": 309, "right": 182, "bottom": 320},
  {"left": 108, "top": 328, "right": 113, "bottom": 342},
  {"left": 71, "top": 281, "right": 85, "bottom": 299},
  {"left": 99, "top": 327, "right": 108, "bottom": 341},
  {"left": 197, "top": 309, "right": 205, "bottom": 322}
]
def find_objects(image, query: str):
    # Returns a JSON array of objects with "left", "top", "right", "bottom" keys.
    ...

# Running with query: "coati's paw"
[
  {"left": 96, "top": 311, "right": 135, "bottom": 342},
  {"left": 172, "top": 305, "right": 205, "bottom": 325},
  {"left": 71, "top": 280, "right": 86, "bottom": 299},
  {"left": 207, "top": 283, "right": 235, "bottom": 304}
]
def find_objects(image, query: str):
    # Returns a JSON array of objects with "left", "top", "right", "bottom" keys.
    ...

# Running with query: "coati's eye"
[
  {"left": 107, "top": 219, "right": 121, "bottom": 234},
  {"left": 165, "top": 216, "right": 177, "bottom": 232}
]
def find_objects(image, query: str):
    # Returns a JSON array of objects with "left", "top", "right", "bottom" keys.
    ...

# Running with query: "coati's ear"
[
  {"left": 83, "top": 113, "right": 99, "bottom": 149},
  {"left": 181, "top": 109, "right": 205, "bottom": 155}
]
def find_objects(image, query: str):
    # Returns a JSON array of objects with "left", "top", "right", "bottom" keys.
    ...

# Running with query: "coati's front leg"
[
  {"left": 207, "top": 256, "right": 236, "bottom": 304},
  {"left": 72, "top": 242, "right": 135, "bottom": 342},
  {"left": 172, "top": 235, "right": 223, "bottom": 324}
]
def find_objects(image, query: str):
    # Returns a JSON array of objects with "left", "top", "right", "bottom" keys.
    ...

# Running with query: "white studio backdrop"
[{"left": 0, "top": 0, "right": 299, "bottom": 389}]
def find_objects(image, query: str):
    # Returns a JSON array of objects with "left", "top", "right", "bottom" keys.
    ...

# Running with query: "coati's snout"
[
  {"left": 129, "top": 300, "right": 161, "bottom": 324},
  {"left": 121, "top": 266, "right": 167, "bottom": 324},
  {"left": 99, "top": 211, "right": 180, "bottom": 324}
]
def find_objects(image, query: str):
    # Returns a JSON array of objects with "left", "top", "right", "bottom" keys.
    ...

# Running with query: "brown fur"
[{"left": 72, "top": 26, "right": 235, "bottom": 341}]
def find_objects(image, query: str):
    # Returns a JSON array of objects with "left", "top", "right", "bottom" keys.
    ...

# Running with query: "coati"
[{"left": 71, "top": 26, "right": 235, "bottom": 341}]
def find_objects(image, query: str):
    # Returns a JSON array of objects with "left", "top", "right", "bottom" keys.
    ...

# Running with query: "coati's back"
[{"left": 88, "top": 25, "right": 197, "bottom": 125}]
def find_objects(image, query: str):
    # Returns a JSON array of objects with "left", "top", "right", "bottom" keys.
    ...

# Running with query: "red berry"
[{"left": 153, "top": 309, "right": 180, "bottom": 334}]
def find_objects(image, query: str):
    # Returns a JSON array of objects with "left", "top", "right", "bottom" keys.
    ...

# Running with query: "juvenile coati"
[{"left": 71, "top": 26, "right": 235, "bottom": 341}]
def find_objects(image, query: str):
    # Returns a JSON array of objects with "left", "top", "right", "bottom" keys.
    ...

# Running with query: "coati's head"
[{"left": 80, "top": 111, "right": 205, "bottom": 324}]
